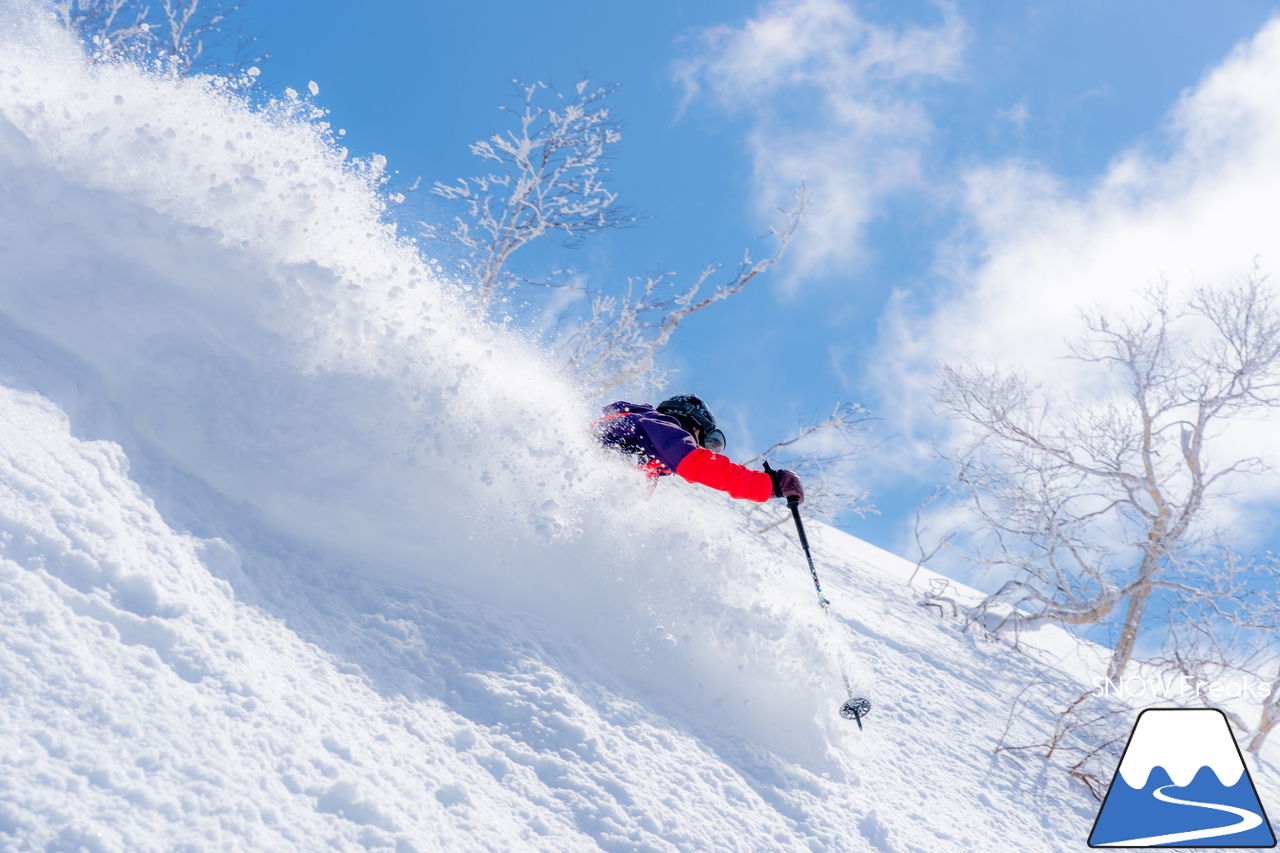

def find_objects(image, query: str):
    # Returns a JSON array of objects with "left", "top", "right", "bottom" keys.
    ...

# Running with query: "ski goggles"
[{"left": 702, "top": 428, "right": 727, "bottom": 454}]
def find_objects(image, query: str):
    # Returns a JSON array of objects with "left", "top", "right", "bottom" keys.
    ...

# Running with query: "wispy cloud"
[
  {"left": 994, "top": 98, "right": 1030, "bottom": 134},
  {"left": 674, "top": 0, "right": 966, "bottom": 288}
]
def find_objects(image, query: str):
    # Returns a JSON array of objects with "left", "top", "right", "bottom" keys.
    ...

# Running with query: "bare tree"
[
  {"left": 429, "top": 78, "right": 633, "bottom": 319},
  {"left": 52, "top": 0, "right": 148, "bottom": 56},
  {"left": 150, "top": 0, "right": 252, "bottom": 74},
  {"left": 938, "top": 277, "right": 1280, "bottom": 683},
  {"left": 52, "top": 0, "right": 261, "bottom": 75}
]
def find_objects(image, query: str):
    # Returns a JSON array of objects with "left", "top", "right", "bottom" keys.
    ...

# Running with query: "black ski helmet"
[{"left": 657, "top": 394, "right": 726, "bottom": 452}]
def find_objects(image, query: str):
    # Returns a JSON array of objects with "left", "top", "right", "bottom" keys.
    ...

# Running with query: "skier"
[
  {"left": 593, "top": 395, "right": 804, "bottom": 504},
  {"left": 595, "top": 396, "right": 871, "bottom": 727}
]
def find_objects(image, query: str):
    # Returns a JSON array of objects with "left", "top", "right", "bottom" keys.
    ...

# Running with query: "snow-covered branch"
[
  {"left": 52, "top": 0, "right": 261, "bottom": 74},
  {"left": 430, "top": 78, "right": 634, "bottom": 319},
  {"left": 555, "top": 186, "right": 811, "bottom": 398}
]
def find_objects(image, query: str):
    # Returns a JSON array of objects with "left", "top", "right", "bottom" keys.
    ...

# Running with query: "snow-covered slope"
[{"left": 0, "top": 4, "right": 1275, "bottom": 851}]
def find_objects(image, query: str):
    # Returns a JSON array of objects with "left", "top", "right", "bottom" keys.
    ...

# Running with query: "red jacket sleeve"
[{"left": 675, "top": 447, "right": 774, "bottom": 502}]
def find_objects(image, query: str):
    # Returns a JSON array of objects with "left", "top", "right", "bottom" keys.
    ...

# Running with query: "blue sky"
[{"left": 241, "top": 0, "right": 1280, "bottom": 557}]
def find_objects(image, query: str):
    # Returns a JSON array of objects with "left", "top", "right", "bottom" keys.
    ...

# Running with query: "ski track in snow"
[{"left": 0, "top": 3, "right": 1275, "bottom": 851}]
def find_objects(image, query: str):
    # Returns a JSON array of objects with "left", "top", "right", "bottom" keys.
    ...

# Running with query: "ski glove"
[{"left": 763, "top": 461, "right": 804, "bottom": 504}]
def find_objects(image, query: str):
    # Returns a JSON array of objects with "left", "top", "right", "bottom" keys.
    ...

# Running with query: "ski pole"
[
  {"left": 788, "top": 498, "right": 829, "bottom": 611},
  {"left": 787, "top": 497, "right": 871, "bottom": 730}
]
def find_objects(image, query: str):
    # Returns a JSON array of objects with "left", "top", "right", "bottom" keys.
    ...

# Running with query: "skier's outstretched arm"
[{"left": 675, "top": 448, "right": 775, "bottom": 502}]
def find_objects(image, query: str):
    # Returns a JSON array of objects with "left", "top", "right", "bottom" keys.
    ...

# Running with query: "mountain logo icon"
[{"left": 1089, "top": 708, "right": 1276, "bottom": 847}]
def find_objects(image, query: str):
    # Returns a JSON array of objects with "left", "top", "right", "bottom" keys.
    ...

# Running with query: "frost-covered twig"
[
  {"left": 53, "top": 0, "right": 261, "bottom": 74},
  {"left": 906, "top": 486, "right": 955, "bottom": 587},
  {"left": 553, "top": 185, "right": 811, "bottom": 398},
  {"left": 733, "top": 399, "right": 876, "bottom": 533}
]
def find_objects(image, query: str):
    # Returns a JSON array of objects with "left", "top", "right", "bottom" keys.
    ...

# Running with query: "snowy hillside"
[{"left": 0, "top": 4, "right": 1275, "bottom": 851}]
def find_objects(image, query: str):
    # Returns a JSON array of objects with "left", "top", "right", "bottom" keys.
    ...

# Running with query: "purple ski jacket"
[{"left": 592, "top": 401, "right": 774, "bottom": 502}]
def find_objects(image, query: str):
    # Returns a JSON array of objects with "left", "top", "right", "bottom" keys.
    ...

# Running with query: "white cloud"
[
  {"left": 902, "top": 15, "right": 1280, "bottom": 377},
  {"left": 874, "top": 14, "right": 1280, "bottom": 539},
  {"left": 674, "top": 0, "right": 966, "bottom": 287},
  {"left": 994, "top": 98, "right": 1030, "bottom": 133}
]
